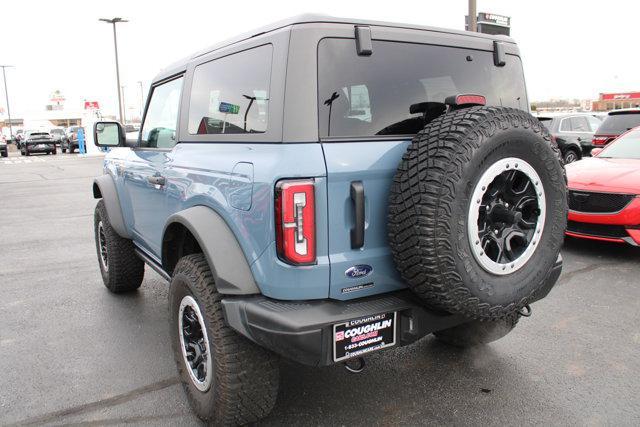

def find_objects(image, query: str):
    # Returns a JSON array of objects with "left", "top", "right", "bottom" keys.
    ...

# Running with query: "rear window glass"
[
  {"left": 318, "top": 39, "right": 528, "bottom": 138},
  {"left": 188, "top": 44, "right": 272, "bottom": 135},
  {"left": 597, "top": 113, "right": 640, "bottom": 134}
]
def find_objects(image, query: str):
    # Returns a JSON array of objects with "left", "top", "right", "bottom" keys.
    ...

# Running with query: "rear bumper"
[{"left": 221, "top": 255, "right": 562, "bottom": 366}]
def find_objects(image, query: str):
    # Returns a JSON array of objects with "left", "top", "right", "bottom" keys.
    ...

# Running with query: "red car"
[{"left": 566, "top": 126, "right": 640, "bottom": 245}]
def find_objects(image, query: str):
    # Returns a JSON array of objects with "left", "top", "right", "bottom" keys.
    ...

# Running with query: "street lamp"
[
  {"left": 99, "top": 17, "right": 128, "bottom": 123},
  {"left": 1, "top": 65, "right": 14, "bottom": 142}
]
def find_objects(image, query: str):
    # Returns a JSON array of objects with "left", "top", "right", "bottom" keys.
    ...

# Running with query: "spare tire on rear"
[{"left": 388, "top": 106, "right": 567, "bottom": 320}]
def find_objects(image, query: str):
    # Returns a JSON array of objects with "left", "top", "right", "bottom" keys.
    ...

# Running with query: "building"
[{"left": 592, "top": 92, "right": 640, "bottom": 112}]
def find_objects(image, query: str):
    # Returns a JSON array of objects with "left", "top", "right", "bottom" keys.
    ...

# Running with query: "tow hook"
[
  {"left": 343, "top": 357, "right": 366, "bottom": 373},
  {"left": 518, "top": 304, "right": 532, "bottom": 317}
]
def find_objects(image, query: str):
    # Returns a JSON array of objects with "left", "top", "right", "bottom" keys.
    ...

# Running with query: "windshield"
[
  {"left": 599, "top": 129, "right": 640, "bottom": 159},
  {"left": 318, "top": 39, "right": 528, "bottom": 138},
  {"left": 50, "top": 129, "right": 64, "bottom": 135},
  {"left": 597, "top": 113, "right": 640, "bottom": 134}
]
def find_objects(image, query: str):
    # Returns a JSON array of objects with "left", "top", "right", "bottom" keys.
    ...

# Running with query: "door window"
[
  {"left": 188, "top": 44, "right": 273, "bottom": 135},
  {"left": 140, "top": 77, "right": 183, "bottom": 148},
  {"left": 570, "top": 116, "right": 590, "bottom": 132}
]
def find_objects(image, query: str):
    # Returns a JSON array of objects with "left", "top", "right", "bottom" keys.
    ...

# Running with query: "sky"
[{"left": 1, "top": 0, "right": 638, "bottom": 118}]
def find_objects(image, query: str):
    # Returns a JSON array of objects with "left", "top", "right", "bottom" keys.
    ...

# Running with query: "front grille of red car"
[
  {"left": 568, "top": 190, "right": 634, "bottom": 213},
  {"left": 566, "top": 221, "right": 628, "bottom": 238}
]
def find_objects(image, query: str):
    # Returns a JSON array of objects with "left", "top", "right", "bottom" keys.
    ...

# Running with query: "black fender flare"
[
  {"left": 93, "top": 175, "right": 130, "bottom": 239},
  {"left": 163, "top": 206, "right": 260, "bottom": 295}
]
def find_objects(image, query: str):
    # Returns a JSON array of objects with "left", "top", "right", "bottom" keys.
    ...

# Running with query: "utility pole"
[
  {"left": 1, "top": 65, "right": 14, "bottom": 141},
  {"left": 468, "top": 0, "right": 478, "bottom": 32},
  {"left": 99, "top": 18, "right": 128, "bottom": 123}
]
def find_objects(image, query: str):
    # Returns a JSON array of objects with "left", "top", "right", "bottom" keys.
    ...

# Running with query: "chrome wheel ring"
[
  {"left": 178, "top": 295, "right": 213, "bottom": 392},
  {"left": 468, "top": 157, "right": 546, "bottom": 275},
  {"left": 97, "top": 221, "right": 109, "bottom": 272}
]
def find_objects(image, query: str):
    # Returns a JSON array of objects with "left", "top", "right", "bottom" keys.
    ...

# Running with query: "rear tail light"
[
  {"left": 592, "top": 135, "right": 613, "bottom": 146},
  {"left": 275, "top": 179, "right": 316, "bottom": 265}
]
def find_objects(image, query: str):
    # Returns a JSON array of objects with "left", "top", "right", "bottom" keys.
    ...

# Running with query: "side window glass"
[
  {"left": 140, "top": 77, "right": 183, "bottom": 148},
  {"left": 559, "top": 118, "right": 572, "bottom": 132},
  {"left": 188, "top": 44, "right": 273, "bottom": 135},
  {"left": 571, "top": 116, "right": 590, "bottom": 132}
]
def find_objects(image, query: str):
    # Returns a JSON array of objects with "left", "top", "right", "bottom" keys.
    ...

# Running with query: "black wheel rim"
[
  {"left": 178, "top": 295, "right": 212, "bottom": 391},
  {"left": 469, "top": 157, "right": 545, "bottom": 275},
  {"left": 97, "top": 221, "right": 108, "bottom": 272}
]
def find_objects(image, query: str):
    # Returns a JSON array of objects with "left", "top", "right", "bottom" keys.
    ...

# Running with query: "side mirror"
[
  {"left": 590, "top": 147, "right": 603, "bottom": 157},
  {"left": 94, "top": 121, "right": 125, "bottom": 147}
]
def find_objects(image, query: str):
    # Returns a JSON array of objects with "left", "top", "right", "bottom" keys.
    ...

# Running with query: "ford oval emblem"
[{"left": 345, "top": 265, "right": 373, "bottom": 279}]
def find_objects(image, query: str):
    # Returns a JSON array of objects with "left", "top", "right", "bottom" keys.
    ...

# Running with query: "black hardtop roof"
[{"left": 154, "top": 14, "right": 516, "bottom": 82}]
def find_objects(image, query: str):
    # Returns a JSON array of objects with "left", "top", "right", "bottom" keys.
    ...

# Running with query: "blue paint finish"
[
  {"left": 103, "top": 138, "right": 412, "bottom": 301},
  {"left": 229, "top": 162, "right": 254, "bottom": 211},
  {"left": 322, "top": 140, "right": 412, "bottom": 300},
  {"left": 105, "top": 142, "right": 329, "bottom": 299}
]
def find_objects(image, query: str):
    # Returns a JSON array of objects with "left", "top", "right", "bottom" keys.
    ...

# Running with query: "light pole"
[
  {"left": 121, "top": 85, "right": 127, "bottom": 124},
  {"left": 99, "top": 17, "right": 128, "bottom": 123},
  {"left": 1, "top": 65, "right": 14, "bottom": 142},
  {"left": 137, "top": 81, "right": 144, "bottom": 120},
  {"left": 468, "top": 0, "right": 477, "bottom": 32}
]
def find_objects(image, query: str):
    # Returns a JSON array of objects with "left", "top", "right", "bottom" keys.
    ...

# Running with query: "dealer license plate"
[{"left": 333, "top": 312, "right": 396, "bottom": 362}]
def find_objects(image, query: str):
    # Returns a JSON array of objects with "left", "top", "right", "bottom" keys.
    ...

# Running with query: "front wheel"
[
  {"left": 169, "top": 254, "right": 279, "bottom": 425},
  {"left": 94, "top": 200, "right": 144, "bottom": 292}
]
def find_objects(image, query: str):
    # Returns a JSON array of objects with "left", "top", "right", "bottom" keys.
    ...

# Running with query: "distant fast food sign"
[
  {"left": 84, "top": 101, "right": 100, "bottom": 110},
  {"left": 601, "top": 92, "right": 640, "bottom": 101}
]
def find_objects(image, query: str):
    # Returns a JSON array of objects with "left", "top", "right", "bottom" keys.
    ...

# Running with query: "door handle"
[
  {"left": 147, "top": 175, "right": 166, "bottom": 186},
  {"left": 350, "top": 181, "right": 365, "bottom": 249}
]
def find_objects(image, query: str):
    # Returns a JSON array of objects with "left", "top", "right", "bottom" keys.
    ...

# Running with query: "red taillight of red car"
[{"left": 275, "top": 179, "right": 316, "bottom": 265}]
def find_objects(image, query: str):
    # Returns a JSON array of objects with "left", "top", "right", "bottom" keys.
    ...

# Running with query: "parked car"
[
  {"left": 592, "top": 109, "right": 640, "bottom": 149},
  {"left": 566, "top": 126, "right": 640, "bottom": 246},
  {"left": 538, "top": 114, "right": 602, "bottom": 163},
  {"left": 62, "top": 126, "right": 83, "bottom": 153},
  {"left": 90, "top": 15, "right": 566, "bottom": 425},
  {"left": 0, "top": 134, "right": 7, "bottom": 157},
  {"left": 21, "top": 130, "right": 57, "bottom": 155},
  {"left": 49, "top": 128, "right": 67, "bottom": 146}
]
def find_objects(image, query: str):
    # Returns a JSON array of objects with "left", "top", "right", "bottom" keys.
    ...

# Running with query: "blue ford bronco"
[{"left": 92, "top": 15, "right": 566, "bottom": 425}]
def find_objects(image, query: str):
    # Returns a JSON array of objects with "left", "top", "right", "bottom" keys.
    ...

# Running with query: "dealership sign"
[
  {"left": 84, "top": 101, "right": 100, "bottom": 110},
  {"left": 601, "top": 92, "right": 640, "bottom": 101}
]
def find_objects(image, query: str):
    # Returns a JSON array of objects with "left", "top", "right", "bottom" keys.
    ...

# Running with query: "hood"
[{"left": 566, "top": 157, "right": 640, "bottom": 194}]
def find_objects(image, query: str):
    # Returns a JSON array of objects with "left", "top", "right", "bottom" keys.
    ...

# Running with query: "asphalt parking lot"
[{"left": 1, "top": 151, "right": 639, "bottom": 426}]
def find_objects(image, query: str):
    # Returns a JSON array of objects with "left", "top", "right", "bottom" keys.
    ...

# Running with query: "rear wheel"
[
  {"left": 563, "top": 148, "right": 579, "bottom": 164},
  {"left": 94, "top": 199, "right": 144, "bottom": 292},
  {"left": 170, "top": 254, "right": 279, "bottom": 425}
]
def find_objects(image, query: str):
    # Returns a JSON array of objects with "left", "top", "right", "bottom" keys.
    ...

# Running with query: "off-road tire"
[
  {"left": 388, "top": 106, "right": 567, "bottom": 320},
  {"left": 434, "top": 316, "right": 519, "bottom": 347},
  {"left": 169, "top": 254, "right": 279, "bottom": 425},
  {"left": 94, "top": 199, "right": 144, "bottom": 292}
]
